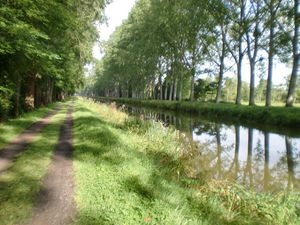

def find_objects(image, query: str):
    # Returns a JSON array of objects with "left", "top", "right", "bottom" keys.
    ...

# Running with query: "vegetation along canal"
[{"left": 112, "top": 102, "right": 300, "bottom": 192}]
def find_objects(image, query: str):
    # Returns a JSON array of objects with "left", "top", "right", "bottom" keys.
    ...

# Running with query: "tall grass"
[
  {"left": 97, "top": 97, "right": 300, "bottom": 128},
  {"left": 73, "top": 98, "right": 300, "bottom": 225}
]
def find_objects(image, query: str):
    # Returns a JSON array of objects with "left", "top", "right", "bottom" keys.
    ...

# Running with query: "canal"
[{"left": 97, "top": 99, "right": 300, "bottom": 192}]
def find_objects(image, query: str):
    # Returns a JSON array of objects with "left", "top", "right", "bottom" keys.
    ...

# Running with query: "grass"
[
  {"left": 0, "top": 107, "right": 67, "bottom": 225},
  {"left": 241, "top": 101, "right": 300, "bottom": 107},
  {"left": 73, "top": 98, "right": 300, "bottom": 225},
  {"left": 97, "top": 97, "right": 300, "bottom": 128},
  {"left": 0, "top": 102, "right": 61, "bottom": 149}
]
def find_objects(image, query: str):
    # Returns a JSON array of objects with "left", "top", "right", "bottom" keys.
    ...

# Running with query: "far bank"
[{"left": 95, "top": 97, "right": 300, "bottom": 129}]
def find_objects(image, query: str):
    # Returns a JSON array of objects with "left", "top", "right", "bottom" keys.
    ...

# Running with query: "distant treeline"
[
  {"left": 89, "top": 0, "right": 299, "bottom": 107},
  {"left": 0, "top": 0, "right": 107, "bottom": 120}
]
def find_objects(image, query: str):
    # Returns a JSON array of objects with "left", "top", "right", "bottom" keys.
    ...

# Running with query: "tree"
[
  {"left": 286, "top": 0, "right": 300, "bottom": 107},
  {"left": 93, "top": 0, "right": 296, "bottom": 108},
  {"left": 208, "top": 0, "right": 231, "bottom": 103},
  {"left": 245, "top": 0, "right": 264, "bottom": 106},
  {"left": 0, "top": 0, "right": 107, "bottom": 119},
  {"left": 227, "top": 0, "right": 247, "bottom": 105},
  {"left": 264, "top": 0, "right": 283, "bottom": 106}
]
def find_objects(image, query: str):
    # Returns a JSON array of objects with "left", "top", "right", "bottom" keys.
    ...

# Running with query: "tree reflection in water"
[{"left": 121, "top": 105, "right": 300, "bottom": 192}]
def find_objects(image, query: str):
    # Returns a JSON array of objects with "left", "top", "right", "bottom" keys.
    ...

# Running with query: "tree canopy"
[
  {"left": 93, "top": 0, "right": 299, "bottom": 107},
  {"left": 0, "top": 0, "right": 108, "bottom": 119}
]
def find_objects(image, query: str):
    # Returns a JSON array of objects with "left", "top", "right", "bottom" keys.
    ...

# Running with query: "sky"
[
  {"left": 92, "top": 0, "right": 291, "bottom": 86},
  {"left": 92, "top": 0, "right": 136, "bottom": 60}
]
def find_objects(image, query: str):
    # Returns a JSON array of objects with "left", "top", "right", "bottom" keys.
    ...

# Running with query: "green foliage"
[
  {"left": 0, "top": 86, "right": 13, "bottom": 120},
  {"left": 0, "top": 0, "right": 107, "bottom": 118},
  {"left": 93, "top": 0, "right": 214, "bottom": 100},
  {"left": 92, "top": 0, "right": 299, "bottom": 107},
  {"left": 194, "top": 79, "right": 218, "bottom": 101}
]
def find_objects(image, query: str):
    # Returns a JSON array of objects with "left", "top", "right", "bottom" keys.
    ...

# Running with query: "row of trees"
[
  {"left": 0, "top": 0, "right": 107, "bottom": 120},
  {"left": 192, "top": 76, "right": 293, "bottom": 103},
  {"left": 93, "top": 0, "right": 299, "bottom": 107}
]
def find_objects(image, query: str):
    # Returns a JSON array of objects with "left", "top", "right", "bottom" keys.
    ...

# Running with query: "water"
[{"left": 120, "top": 105, "right": 300, "bottom": 192}]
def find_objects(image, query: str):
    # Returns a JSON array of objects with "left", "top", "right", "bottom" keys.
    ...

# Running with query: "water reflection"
[{"left": 122, "top": 106, "right": 300, "bottom": 192}]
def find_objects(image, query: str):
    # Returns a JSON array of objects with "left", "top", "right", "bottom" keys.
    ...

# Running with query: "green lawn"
[
  {"left": 73, "top": 98, "right": 300, "bottom": 225},
  {"left": 0, "top": 107, "right": 67, "bottom": 225}
]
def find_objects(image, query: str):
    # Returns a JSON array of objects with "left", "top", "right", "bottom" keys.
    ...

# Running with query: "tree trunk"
[
  {"left": 249, "top": 60, "right": 256, "bottom": 105},
  {"left": 235, "top": 0, "right": 245, "bottom": 105},
  {"left": 119, "top": 84, "right": 122, "bottom": 98},
  {"left": 246, "top": 1, "right": 260, "bottom": 106},
  {"left": 159, "top": 74, "right": 163, "bottom": 100},
  {"left": 216, "top": 25, "right": 226, "bottom": 103},
  {"left": 266, "top": 3, "right": 275, "bottom": 107},
  {"left": 169, "top": 80, "right": 173, "bottom": 101},
  {"left": 190, "top": 48, "right": 197, "bottom": 101},
  {"left": 128, "top": 84, "right": 132, "bottom": 98},
  {"left": 49, "top": 79, "right": 54, "bottom": 104},
  {"left": 286, "top": 0, "right": 300, "bottom": 107},
  {"left": 25, "top": 73, "right": 35, "bottom": 111},
  {"left": 164, "top": 83, "right": 168, "bottom": 100},
  {"left": 215, "top": 62, "right": 224, "bottom": 103},
  {"left": 236, "top": 60, "right": 242, "bottom": 104},
  {"left": 46, "top": 78, "right": 53, "bottom": 104},
  {"left": 179, "top": 73, "right": 183, "bottom": 101},
  {"left": 173, "top": 77, "right": 177, "bottom": 100},
  {"left": 35, "top": 80, "right": 43, "bottom": 107},
  {"left": 190, "top": 68, "right": 195, "bottom": 101},
  {"left": 13, "top": 74, "right": 21, "bottom": 117},
  {"left": 153, "top": 82, "right": 156, "bottom": 100},
  {"left": 52, "top": 86, "right": 56, "bottom": 103}
]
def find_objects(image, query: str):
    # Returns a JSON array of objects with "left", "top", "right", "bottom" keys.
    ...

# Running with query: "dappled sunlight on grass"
[
  {"left": 0, "top": 102, "right": 63, "bottom": 149},
  {"left": 73, "top": 98, "right": 300, "bottom": 225},
  {"left": 0, "top": 109, "right": 66, "bottom": 225},
  {"left": 73, "top": 100, "right": 202, "bottom": 225}
]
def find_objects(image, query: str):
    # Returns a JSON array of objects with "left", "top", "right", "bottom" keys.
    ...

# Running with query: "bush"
[{"left": 0, "top": 86, "right": 13, "bottom": 121}]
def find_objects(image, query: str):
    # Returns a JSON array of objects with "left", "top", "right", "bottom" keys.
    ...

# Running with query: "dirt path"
[
  {"left": 0, "top": 107, "right": 62, "bottom": 173},
  {"left": 26, "top": 106, "right": 76, "bottom": 225}
]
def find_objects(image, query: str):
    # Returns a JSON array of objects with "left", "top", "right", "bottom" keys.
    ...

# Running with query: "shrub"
[{"left": 0, "top": 86, "right": 13, "bottom": 121}]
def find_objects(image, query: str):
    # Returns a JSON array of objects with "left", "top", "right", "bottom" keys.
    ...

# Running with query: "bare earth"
[
  {"left": 26, "top": 106, "right": 76, "bottom": 225},
  {"left": 0, "top": 107, "right": 61, "bottom": 173}
]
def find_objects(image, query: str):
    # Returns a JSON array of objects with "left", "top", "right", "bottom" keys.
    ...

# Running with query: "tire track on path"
[
  {"left": 26, "top": 106, "right": 76, "bottom": 225},
  {"left": 0, "top": 106, "right": 62, "bottom": 173}
]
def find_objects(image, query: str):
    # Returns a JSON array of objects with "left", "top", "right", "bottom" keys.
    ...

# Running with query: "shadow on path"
[
  {"left": 26, "top": 106, "right": 76, "bottom": 225},
  {"left": 0, "top": 107, "right": 62, "bottom": 173}
]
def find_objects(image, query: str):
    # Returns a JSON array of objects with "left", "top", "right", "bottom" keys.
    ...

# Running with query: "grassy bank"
[
  {"left": 73, "top": 98, "right": 299, "bottom": 225},
  {"left": 97, "top": 97, "right": 300, "bottom": 128},
  {"left": 0, "top": 102, "right": 61, "bottom": 149},
  {"left": 0, "top": 107, "right": 67, "bottom": 225}
]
